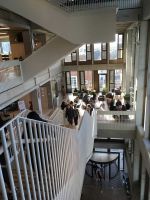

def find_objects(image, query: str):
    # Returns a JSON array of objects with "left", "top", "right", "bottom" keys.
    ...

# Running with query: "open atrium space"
[{"left": 0, "top": 0, "right": 150, "bottom": 200}]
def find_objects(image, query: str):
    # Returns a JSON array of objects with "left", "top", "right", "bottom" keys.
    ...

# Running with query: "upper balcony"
[{"left": 97, "top": 109, "right": 136, "bottom": 139}]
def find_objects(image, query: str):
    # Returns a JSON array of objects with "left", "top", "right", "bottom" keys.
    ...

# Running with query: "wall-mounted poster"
[{"left": 18, "top": 100, "right": 26, "bottom": 112}]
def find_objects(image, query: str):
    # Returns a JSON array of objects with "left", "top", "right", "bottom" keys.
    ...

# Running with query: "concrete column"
[
  {"left": 148, "top": 178, "right": 150, "bottom": 200},
  {"left": 130, "top": 28, "right": 136, "bottom": 88},
  {"left": 133, "top": 139, "right": 140, "bottom": 182},
  {"left": 122, "top": 68, "right": 126, "bottom": 92},
  {"left": 140, "top": 162, "right": 146, "bottom": 200},
  {"left": 126, "top": 30, "right": 132, "bottom": 93},
  {"left": 47, "top": 82, "right": 53, "bottom": 109},
  {"left": 136, "top": 21, "right": 148, "bottom": 126},
  {"left": 31, "top": 88, "right": 42, "bottom": 114},
  {"left": 144, "top": 22, "right": 150, "bottom": 139},
  {"left": 134, "top": 27, "right": 140, "bottom": 107}
]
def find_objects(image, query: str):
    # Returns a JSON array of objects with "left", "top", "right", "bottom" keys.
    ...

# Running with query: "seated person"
[
  {"left": 126, "top": 102, "right": 131, "bottom": 110},
  {"left": 109, "top": 99, "right": 115, "bottom": 111},
  {"left": 116, "top": 99, "right": 122, "bottom": 110},
  {"left": 74, "top": 96, "right": 79, "bottom": 104}
]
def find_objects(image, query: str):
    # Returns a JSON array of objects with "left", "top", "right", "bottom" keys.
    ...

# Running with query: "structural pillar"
[
  {"left": 144, "top": 21, "right": 150, "bottom": 139},
  {"left": 31, "top": 88, "right": 42, "bottom": 114},
  {"left": 126, "top": 30, "right": 132, "bottom": 93},
  {"left": 140, "top": 162, "right": 146, "bottom": 200},
  {"left": 132, "top": 22, "right": 148, "bottom": 194},
  {"left": 136, "top": 21, "right": 148, "bottom": 126}
]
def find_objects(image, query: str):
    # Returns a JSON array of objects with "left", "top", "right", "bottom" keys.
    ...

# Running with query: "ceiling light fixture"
[
  {"left": 0, "top": 32, "right": 7, "bottom": 35},
  {"left": 0, "top": 27, "right": 10, "bottom": 30}
]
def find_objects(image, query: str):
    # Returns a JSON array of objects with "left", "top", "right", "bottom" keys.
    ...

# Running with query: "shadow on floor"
[{"left": 81, "top": 164, "right": 131, "bottom": 200}]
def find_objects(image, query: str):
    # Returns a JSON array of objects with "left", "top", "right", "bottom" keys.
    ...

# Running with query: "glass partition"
[{"left": 0, "top": 64, "right": 23, "bottom": 93}]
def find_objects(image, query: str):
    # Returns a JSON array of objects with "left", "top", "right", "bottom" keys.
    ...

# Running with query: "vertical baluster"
[
  {"left": 0, "top": 128, "right": 17, "bottom": 200},
  {"left": 42, "top": 123, "right": 53, "bottom": 199},
  {"left": 46, "top": 124, "right": 56, "bottom": 198},
  {"left": 33, "top": 122, "right": 46, "bottom": 200},
  {"left": 16, "top": 119, "right": 32, "bottom": 200},
  {"left": 27, "top": 120, "right": 42, "bottom": 200},
  {"left": 48, "top": 125, "right": 58, "bottom": 197},
  {"left": 9, "top": 123, "right": 25, "bottom": 200},
  {"left": 0, "top": 164, "right": 8, "bottom": 200},
  {"left": 51, "top": 125, "right": 59, "bottom": 195},
  {"left": 37, "top": 122, "right": 50, "bottom": 200}
]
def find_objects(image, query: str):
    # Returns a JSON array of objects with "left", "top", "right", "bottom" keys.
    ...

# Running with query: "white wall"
[
  {"left": 0, "top": 0, "right": 116, "bottom": 44},
  {"left": 22, "top": 36, "right": 78, "bottom": 81}
]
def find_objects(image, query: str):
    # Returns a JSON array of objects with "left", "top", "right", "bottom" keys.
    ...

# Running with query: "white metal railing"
[
  {"left": 97, "top": 110, "right": 136, "bottom": 130},
  {"left": 0, "top": 109, "right": 96, "bottom": 199},
  {"left": 49, "top": 108, "right": 65, "bottom": 125}
]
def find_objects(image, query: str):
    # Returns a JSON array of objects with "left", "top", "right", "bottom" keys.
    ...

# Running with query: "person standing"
[
  {"left": 74, "top": 104, "right": 80, "bottom": 126},
  {"left": 66, "top": 101, "right": 74, "bottom": 127}
]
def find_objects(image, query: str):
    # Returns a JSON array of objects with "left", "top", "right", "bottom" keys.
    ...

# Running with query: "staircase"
[{"left": 0, "top": 110, "right": 96, "bottom": 200}]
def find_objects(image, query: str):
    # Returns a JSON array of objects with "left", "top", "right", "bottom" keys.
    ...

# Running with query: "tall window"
[
  {"left": 64, "top": 51, "right": 77, "bottom": 63},
  {"left": 118, "top": 34, "right": 123, "bottom": 59},
  {"left": 94, "top": 43, "right": 101, "bottom": 60},
  {"left": 79, "top": 44, "right": 86, "bottom": 61},
  {"left": 71, "top": 71, "right": 78, "bottom": 90},
  {"left": 65, "top": 54, "right": 71, "bottom": 62},
  {"left": 0, "top": 35, "right": 11, "bottom": 54},
  {"left": 110, "top": 34, "right": 123, "bottom": 60},
  {"left": 85, "top": 71, "right": 93, "bottom": 90},
  {"left": 110, "top": 34, "right": 118, "bottom": 60},
  {"left": 86, "top": 44, "right": 92, "bottom": 61},
  {"left": 115, "top": 69, "right": 122, "bottom": 89}
]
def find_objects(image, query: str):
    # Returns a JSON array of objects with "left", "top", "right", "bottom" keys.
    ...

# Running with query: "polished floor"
[{"left": 81, "top": 164, "right": 131, "bottom": 200}]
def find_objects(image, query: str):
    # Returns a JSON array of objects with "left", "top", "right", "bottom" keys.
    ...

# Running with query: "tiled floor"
[{"left": 81, "top": 164, "right": 131, "bottom": 200}]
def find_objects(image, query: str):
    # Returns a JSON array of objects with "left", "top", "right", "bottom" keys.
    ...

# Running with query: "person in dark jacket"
[
  {"left": 73, "top": 105, "right": 80, "bottom": 126},
  {"left": 65, "top": 101, "right": 74, "bottom": 126}
]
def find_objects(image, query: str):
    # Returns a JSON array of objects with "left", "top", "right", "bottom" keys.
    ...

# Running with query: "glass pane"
[
  {"left": 102, "top": 51, "right": 107, "bottom": 59},
  {"left": 85, "top": 71, "right": 92, "bottom": 90},
  {"left": 94, "top": 43, "right": 101, "bottom": 60},
  {"left": 110, "top": 34, "right": 118, "bottom": 60},
  {"left": 115, "top": 69, "right": 122, "bottom": 89},
  {"left": 102, "top": 43, "right": 106, "bottom": 50},
  {"left": 80, "top": 71, "right": 85, "bottom": 84},
  {"left": 98, "top": 70, "right": 107, "bottom": 74},
  {"left": 110, "top": 83, "right": 115, "bottom": 92},
  {"left": 118, "top": 50, "right": 123, "bottom": 59},
  {"left": 66, "top": 85, "right": 72, "bottom": 93},
  {"left": 118, "top": 34, "right": 123, "bottom": 49},
  {"left": 0, "top": 65, "right": 22, "bottom": 93},
  {"left": 66, "top": 72, "right": 70, "bottom": 84},
  {"left": 99, "top": 74, "right": 107, "bottom": 92},
  {"left": 87, "top": 44, "right": 91, "bottom": 51},
  {"left": 110, "top": 70, "right": 115, "bottom": 83},
  {"left": 79, "top": 44, "right": 86, "bottom": 61},
  {"left": 87, "top": 52, "right": 91, "bottom": 60},
  {"left": 72, "top": 52, "right": 76, "bottom": 61},
  {"left": 65, "top": 54, "right": 71, "bottom": 62},
  {"left": 0, "top": 41, "right": 11, "bottom": 54},
  {"left": 71, "top": 71, "right": 78, "bottom": 89}
]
